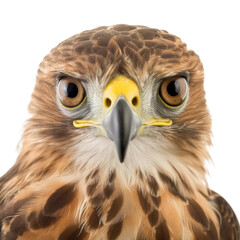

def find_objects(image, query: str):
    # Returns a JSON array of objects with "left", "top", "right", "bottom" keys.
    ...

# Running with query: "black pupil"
[
  {"left": 167, "top": 81, "right": 180, "bottom": 96},
  {"left": 65, "top": 83, "right": 78, "bottom": 98}
]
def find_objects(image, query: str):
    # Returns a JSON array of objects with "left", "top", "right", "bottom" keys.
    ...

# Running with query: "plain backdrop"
[{"left": 0, "top": 0, "right": 239, "bottom": 220}]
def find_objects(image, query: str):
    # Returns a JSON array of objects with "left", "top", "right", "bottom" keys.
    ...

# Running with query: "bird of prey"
[{"left": 0, "top": 24, "right": 239, "bottom": 240}]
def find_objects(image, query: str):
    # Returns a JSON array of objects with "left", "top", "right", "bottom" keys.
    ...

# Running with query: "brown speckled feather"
[
  {"left": 212, "top": 191, "right": 240, "bottom": 240},
  {"left": 0, "top": 24, "right": 239, "bottom": 240}
]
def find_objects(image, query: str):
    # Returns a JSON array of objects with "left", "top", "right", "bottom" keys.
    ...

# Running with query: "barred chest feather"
[
  {"left": 0, "top": 138, "right": 220, "bottom": 240},
  {"left": 6, "top": 168, "right": 218, "bottom": 240},
  {"left": 64, "top": 137, "right": 220, "bottom": 239},
  {"left": 70, "top": 167, "right": 220, "bottom": 240}
]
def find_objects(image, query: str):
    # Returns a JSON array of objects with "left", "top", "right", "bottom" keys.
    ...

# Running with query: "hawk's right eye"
[{"left": 57, "top": 76, "right": 86, "bottom": 108}]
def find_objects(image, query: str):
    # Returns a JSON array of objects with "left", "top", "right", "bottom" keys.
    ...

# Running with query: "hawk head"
[
  {"left": 19, "top": 24, "right": 210, "bottom": 190},
  {"left": 1, "top": 25, "right": 228, "bottom": 240}
]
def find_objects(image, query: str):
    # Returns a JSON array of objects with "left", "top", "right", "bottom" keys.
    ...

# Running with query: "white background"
[{"left": 0, "top": 0, "right": 239, "bottom": 220}]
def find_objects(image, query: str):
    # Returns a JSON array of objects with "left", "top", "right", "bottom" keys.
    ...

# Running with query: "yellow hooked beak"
[{"left": 73, "top": 75, "right": 172, "bottom": 162}]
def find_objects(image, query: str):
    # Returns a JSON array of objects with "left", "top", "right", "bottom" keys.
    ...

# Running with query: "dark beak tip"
[{"left": 117, "top": 147, "right": 127, "bottom": 163}]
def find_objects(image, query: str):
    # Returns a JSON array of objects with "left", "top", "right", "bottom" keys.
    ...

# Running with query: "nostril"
[
  {"left": 105, "top": 98, "right": 112, "bottom": 108},
  {"left": 132, "top": 96, "right": 139, "bottom": 106}
]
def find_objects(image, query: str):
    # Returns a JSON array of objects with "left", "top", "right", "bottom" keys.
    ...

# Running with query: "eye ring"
[
  {"left": 158, "top": 76, "right": 188, "bottom": 109},
  {"left": 57, "top": 76, "right": 86, "bottom": 109}
]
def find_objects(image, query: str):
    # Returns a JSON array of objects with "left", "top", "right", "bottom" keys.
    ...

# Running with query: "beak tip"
[{"left": 116, "top": 146, "right": 127, "bottom": 163}]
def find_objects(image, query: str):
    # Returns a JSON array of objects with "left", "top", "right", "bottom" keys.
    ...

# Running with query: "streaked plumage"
[{"left": 0, "top": 24, "right": 239, "bottom": 240}]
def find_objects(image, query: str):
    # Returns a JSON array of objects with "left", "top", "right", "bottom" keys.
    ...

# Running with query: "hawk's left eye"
[
  {"left": 158, "top": 76, "right": 188, "bottom": 108},
  {"left": 57, "top": 76, "right": 86, "bottom": 108}
]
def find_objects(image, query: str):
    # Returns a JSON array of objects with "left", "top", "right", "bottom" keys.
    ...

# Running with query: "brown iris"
[
  {"left": 58, "top": 76, "right": 86, "bottom": 108},
  {"left": 159, "top": 76, "right": 188, "bottom": 107}
]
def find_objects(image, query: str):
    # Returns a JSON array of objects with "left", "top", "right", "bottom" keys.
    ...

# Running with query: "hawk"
[{"left": 0, "top": 24, "right": 239, "bottom": 240}]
